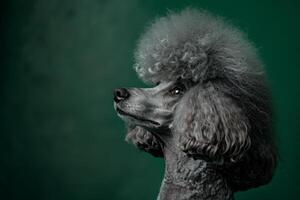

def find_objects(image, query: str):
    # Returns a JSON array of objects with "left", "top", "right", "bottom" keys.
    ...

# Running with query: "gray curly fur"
[
  {"left": 135, "top": 9, "right": 263, "bottom": 85},
  {"left": 126, "top": 126, "right": 163, "bottom": 157},
  {"left": 126, "top": 8, "right": 277, "bottom": 193}
]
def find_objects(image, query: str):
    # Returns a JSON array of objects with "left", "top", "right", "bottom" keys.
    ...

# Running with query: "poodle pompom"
[{"left": 134, "top": 8, "right": 263, "bottom": 85}]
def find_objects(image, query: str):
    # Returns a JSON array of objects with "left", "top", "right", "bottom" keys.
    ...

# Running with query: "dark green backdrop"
[{"left": 1, "top": 0, "right": 299, "bottom": 199}]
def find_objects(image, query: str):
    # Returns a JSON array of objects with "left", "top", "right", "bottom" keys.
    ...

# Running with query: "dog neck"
[{"left": 157, "top": 137, "right": 234, "bottom": 200}]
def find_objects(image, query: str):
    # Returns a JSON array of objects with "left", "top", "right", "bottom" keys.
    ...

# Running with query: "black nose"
[{"left": 114, "top": 88, "right": 130, "bottom": 103}]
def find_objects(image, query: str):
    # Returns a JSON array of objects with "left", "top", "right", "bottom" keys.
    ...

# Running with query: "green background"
[{"left": 1, "top": 0, "right": 299, "bottom": 199}]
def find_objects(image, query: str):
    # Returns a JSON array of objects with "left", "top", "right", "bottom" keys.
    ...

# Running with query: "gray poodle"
[{"left": 113, "top": 9, "right": 277, "bottom": 200}]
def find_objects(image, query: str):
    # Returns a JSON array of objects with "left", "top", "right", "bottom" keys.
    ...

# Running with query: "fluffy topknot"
[{"left": 134, "top": 8, "right": 263, "bottom": 85}]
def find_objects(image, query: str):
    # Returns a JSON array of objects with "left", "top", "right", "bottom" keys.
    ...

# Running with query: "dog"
[{"left": 113, "top": 8, "right": 277, "bottom": 193}]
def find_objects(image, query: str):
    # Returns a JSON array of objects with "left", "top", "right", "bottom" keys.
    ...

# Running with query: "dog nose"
[{"left": 114, "top": 88, "right": 130, "bottom": 103}]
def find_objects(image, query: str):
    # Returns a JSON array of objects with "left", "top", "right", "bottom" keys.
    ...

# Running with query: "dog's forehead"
[
  {"left": 153, "top": 80, "right": 176, "bottom": 90},
  {"left": 153, "top": 78, "right": 194, "bottom": 89}
]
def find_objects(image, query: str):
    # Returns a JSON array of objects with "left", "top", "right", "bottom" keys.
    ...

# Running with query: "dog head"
[{"left": 114, "top": 8, "right": 277, "bottom": 191}]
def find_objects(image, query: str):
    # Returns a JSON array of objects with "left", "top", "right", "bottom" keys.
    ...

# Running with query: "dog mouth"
[{"left": 116, "top": 107, "right": 160, "bottom": 126}]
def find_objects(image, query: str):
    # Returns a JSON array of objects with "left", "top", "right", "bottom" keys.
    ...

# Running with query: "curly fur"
[
  {"left": 126, "top": 126, "right": 163, "bottom": 157},
  {"left": 125, "top": 8, "right": 277, "bottom": 192}
]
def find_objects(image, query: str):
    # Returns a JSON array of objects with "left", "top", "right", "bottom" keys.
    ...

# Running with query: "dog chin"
[{"left": 115, "top": 106, "right": 161, "bottom": 128}]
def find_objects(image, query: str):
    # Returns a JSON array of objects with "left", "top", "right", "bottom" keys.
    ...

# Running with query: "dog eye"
[{"left": 169, "top": 83, "right": 186, "bottom": 96}]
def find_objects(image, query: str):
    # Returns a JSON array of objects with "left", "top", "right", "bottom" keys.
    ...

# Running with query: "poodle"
[{"left": 113, "top": 9, "right": 277, "bottom": 200}]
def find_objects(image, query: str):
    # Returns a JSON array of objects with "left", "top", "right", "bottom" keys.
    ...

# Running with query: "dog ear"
[
  {"left": 125, "top": 126, "right": 163, "bottom": 157},
  {"left": 173, "top": 82, "right": 251, "bottom": 163}
]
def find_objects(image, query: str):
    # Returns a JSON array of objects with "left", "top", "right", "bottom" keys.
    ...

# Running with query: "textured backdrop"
[{"left": 1, "top": 0, "right": 299, "bottom": 199}]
